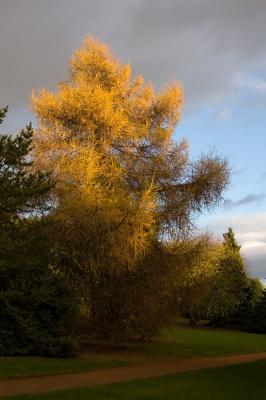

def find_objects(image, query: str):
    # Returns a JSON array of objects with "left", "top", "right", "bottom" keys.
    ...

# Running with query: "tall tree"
[
  {"left": 207, "top": 227, "right": 249, "bottom": 320},
  {"left": 223, "top": 227, "right": 241, "bottom": 252},
  {"left": 31, "top": 37, "right": 230, "bottom": 340},
  {"left": 0, "top": 106, "right": 53, "bottom": 269},
  {"left": 0, "top": 108, "right": 77, "bottom": 356}
]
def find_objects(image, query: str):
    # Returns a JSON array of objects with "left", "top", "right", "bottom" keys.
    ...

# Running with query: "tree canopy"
[
  {"left": 31, "top": 37, "right": 229, "bottom": 276},
  {"left": 29, "top": 37, "right": 231, "bottom": 340}
]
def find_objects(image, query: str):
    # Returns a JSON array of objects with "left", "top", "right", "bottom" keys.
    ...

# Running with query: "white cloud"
[
  {"left": 215, "top": 109, "right": 230, "bottom": 121},
  {"left": 236, "top": 73, "right": 266, "bottom": 92},
  {"left": 241, "top": 241, "right": 266, "bottom": 251}
]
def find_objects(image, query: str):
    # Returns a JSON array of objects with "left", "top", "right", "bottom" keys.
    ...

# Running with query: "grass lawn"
[
  {"left": 5, "top": 359, "right": 266, "bottom": 400},
  {"left": 0, "top": 356, "right": 127, "bottom": 380},
  {"left": 143, "top": 326, "right": 266, "bottom": 357},
  {"left": 1, "top": 325, "right": 266, "bottom": 380}
]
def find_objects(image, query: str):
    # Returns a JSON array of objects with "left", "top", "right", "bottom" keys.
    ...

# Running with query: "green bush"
[
  {"left": 0, "top": 264, "right": 79, "bottom": 357},
  {"left": 208, "top": 279, "right": 264, "bottom": 332},
  {"left": 242, "top": 290, "right": 266, "bottom": 334}
]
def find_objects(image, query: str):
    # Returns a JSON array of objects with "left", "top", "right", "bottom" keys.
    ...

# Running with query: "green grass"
[
  {"left": 143, "top": 326, "right": 266, "bottom": 357},
  {"left": 0, "top": 356, "right": 127, "bottom": 380},
  {"left": 2, "top": 325, "right": 266, "bottom": 381},
  {"left": 5, "top": 359, "right": 266, "bottom": 400}
]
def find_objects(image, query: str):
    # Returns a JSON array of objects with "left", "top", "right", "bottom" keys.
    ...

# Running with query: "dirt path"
[{"left": 1, "top": 352, "right": 266, "bottom": 398}]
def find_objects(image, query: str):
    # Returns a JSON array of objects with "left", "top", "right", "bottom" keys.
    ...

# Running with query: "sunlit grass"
[
  {"left": 2, "top": 325, "right": 266, "bottom": 381},
  {"left": 144, "top": 325, "right": 266, "bottom": 357}
]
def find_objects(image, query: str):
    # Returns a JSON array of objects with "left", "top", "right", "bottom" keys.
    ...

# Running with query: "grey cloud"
[
  {"left": 245, "top": 253, "right": 266, "bottom": 279},
  {"left": 1, "top": 0, "right": 266, "bottom": 118},
  {"left": 0, "top": 0, "right": 141, "bottom": 108},
  {"left": 226, "top": 194, "right": 266, "bottom": 209},
  {"left": 128, "top": 0, "right": 266, "bottom": 106}
]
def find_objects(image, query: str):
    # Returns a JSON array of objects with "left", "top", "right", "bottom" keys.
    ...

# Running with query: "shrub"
[
  {"left": 208, "top": 279, "right": 264, "bottom": 331},
  {"left": 0, "top": 264, "right": 79, "bottom": 357},
  {"left": 242, "top": 290, "right": 266, "bottom": 334}
]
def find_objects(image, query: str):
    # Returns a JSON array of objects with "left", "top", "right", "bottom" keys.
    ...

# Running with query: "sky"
[{"left": 0, "top": 0, "right": 265, "bottom": 278}]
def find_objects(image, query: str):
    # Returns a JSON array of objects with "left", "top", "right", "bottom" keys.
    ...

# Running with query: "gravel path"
[{"left": 1, "top": 352, "right": 266, "bottom": 398}]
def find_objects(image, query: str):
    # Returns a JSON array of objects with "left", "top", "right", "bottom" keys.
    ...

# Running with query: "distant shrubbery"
[
  {"left": 175, "top": 228, "right": 253, "bottom": 326},
  {"left": 210, "top": 283, "right": 266, "bottom": 334}
]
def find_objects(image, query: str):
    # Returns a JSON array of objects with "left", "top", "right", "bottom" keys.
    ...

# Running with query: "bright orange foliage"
[{"left": 31, "top": 36, "right": 228, "bottom": 275}]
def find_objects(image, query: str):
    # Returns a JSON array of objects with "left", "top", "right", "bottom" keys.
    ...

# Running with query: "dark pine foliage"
[
  {"left": 241, "top": 289, "right": 266, "bottom": 334},
  {"left": 0, "top": 107, "right": 78, "bottom": 356}
]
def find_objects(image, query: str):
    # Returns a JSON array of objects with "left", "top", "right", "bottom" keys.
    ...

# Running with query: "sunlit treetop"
[{"left": 31, "top": 37, "right": 229, "bottom": 273}]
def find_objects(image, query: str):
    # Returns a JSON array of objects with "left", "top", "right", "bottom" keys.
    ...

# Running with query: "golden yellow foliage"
[
  {"left": 29, "top": 36, "right": 231, "bottom": 340},
  {"left": 31, "top": 36, "right": 184, "bottom": 273},
  {"left": 32, "top": 37, "right": 182, "bottom": 150},
  {"left": 31, "top": 36, "right": 228, "bottom": 278},
  {"left": 174, "top": 236, "right": 224, "bottom": 324}
]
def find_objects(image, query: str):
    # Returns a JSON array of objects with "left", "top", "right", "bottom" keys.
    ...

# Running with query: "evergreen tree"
[
  {"left": 223, "top": 227, "right": 241, "bottom": 252},
  {"left": 0, "top": 107, "right": 78, "bottom": 356},
  {"left": 207, "top": 227, "right": 249, "bottom": 321},
  {"left": 0, "top": 106, "right": 53, "bottom": 271},
  {"left": 0, "top": 107, "right": 52, "bottom": 222}
]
